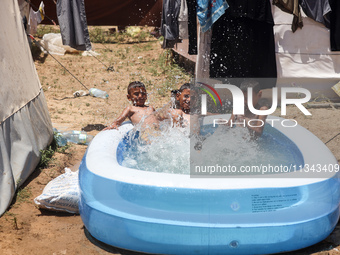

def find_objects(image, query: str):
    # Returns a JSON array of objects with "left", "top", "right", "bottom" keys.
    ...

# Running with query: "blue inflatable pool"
[{"left": 79, "top": 115, "right": 340, "bottom": 254}]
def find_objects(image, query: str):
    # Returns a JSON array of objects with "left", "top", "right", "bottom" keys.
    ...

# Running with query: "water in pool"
[{"left": 117, "top": 121, "right": 304, "bottom": 175}]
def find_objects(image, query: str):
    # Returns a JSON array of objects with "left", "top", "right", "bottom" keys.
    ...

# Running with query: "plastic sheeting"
[
  {"left": 0, "top": 0, "right": 53, "bottom": 216},
  {"left": 272, "top": 2, "right": 340, "bottom": 98}
]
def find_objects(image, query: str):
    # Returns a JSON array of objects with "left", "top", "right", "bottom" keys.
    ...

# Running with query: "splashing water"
[
  {"left": 121, "top": 125, "right": 190, "bottom": 174},
  {"left": 118, "top": 119, "right": 303, "bottom": 175},
  {"left": 192, "top": 126, "right": 260, "bottom": 168},
  {"left": 192, "top": 125, "right": 300, "bottom": 172}
]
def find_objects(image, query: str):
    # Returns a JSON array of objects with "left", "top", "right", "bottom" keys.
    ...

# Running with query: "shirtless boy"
[
  {"left": 151, "top": 83, "right": 196, "bottom": 128},
  {"left": 169, "top": 83, "right": 192, "bottom": 127},
  {"left": 228, "top": 80, "right": 268, "bottom": 137},
  {"left": 103, "top": 81, "right": 155, "bottom": 130}
]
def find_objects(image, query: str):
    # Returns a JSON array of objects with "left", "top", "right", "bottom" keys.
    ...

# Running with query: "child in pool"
[
  {"left": 139, "top": 83, "right": 199, "bottom": 141},
  {"left": 228, "top": 79, "right": 268, "bottom": 137},
  {"left": 169, "top": 83, "right": 192, "bottom": 127},
  {"left": 103, "top": 81, "right": 155, "bottom": 130},
  {"left": 157, "top": 83, "right": 198, "bottom": 129}
]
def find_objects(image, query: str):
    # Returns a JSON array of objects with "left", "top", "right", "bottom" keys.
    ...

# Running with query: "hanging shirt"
[
  {"left": 197, "top": 0, "right": 229, "bottom": 33},
  {"left": 29, "top": 2, "right": 45, "bottom": 35},
  {"left": 178, "top": 0, "right": 189, "bottom": 39},
  {"left": 160, "top": 0, "right": 181, "bottom": 48},
  {"left": 272, "top": 0, "right": 303, "bottom": 32},
  {"left": 300, "top": 0, "right": 331, "bottom": 28},
  {"left": 57, "top": 0, "right": 91, "bottom": 51}
]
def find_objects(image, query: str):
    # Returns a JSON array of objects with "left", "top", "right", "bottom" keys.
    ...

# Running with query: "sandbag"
[{"left": 34, "top": 168, "right": 79, "bottom": 214}]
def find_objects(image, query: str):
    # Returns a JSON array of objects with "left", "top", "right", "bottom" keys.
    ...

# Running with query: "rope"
[
  {"left": 25, "top": 0, "right": 56, "bottom": 25},
  {"left": 87, "top": 50, "right": 115, "bottom": 72},
  {"left": 325, "top": 132, "right": 340, "bottom": 145},
  {"left": 29, "top": 34, "right": 89, "bottom": 91},
  {"left": 26, "top": 0, "right": 115, "bottom": 72},
  {"left": 100, "top": 43, "right": 113, "bottom": 52}
]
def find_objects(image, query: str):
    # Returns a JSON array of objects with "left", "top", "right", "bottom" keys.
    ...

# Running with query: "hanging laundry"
[
  {"left": 197, "top": 0, "right": 229, "bottom": 33},
  {"left": 29, "top": 1, "right": 45, "bottom": 35},
  {"left": 330, "top": 0, "right": 340, "bottom": 51},
  {"left": 272, "top": 0, "right": 303, "bottom": 32},
  {"left": 57, "top": 0, "right": 91, "bottom": 51},
  {"left": 187, "top": 0, "right": 198, "bottom": 55},
  {"left": 300, "top": 0, "right": 331, "bottom": 28},
  {"left": 209, "top": 0, "right": 277, "bottom": 87},
  {"left": 178, "top": 0, "right": 189, "bottom": 39},
  {"left": 161, "top": 0, "right": 181, "bottom": 48}
]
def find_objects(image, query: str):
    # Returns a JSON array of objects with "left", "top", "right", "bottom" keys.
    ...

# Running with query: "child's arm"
[
  {"left": 227, "top": 114, "right": 236, "bottom": 127},
  {"left": 103, "top": 106, "right": 132, "bottom": 130}
]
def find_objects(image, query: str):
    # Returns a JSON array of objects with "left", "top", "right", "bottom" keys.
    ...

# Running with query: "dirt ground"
[{"left": 1, "top": 26, "right": 340, "bottom": 255}]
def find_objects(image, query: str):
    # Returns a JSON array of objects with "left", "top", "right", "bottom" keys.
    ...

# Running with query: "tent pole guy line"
[
  {"left": 25, "top": 0, "right": 114, "bottom": 71},
  {"left": 29, "top": 34, "right": 90, "bottom": 91},
  {"left": 25, "top": 0, "right": 56, "bottom": 25}
]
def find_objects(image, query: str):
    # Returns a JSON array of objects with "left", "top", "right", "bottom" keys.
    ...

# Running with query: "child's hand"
[{"left": 103, "top": 123, "right": 119, "bottom": 130}]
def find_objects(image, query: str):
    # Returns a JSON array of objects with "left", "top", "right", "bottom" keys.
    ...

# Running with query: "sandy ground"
[{"left": 1, "top": 27, "right": 340, "bottom": 255}]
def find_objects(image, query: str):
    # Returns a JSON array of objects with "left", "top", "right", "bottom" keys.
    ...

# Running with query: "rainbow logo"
[{"left": 197, "top": 82, "right": 223, "bottom": 107}]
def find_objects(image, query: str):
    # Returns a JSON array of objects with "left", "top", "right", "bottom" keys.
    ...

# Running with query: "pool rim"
[{"left": 85, "top": 114, "right": 339, "bottom": 190}]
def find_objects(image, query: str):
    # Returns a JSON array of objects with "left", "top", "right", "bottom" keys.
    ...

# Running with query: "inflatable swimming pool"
[{"left": 79, "top": 115, "right": 340, "bottom": 255}]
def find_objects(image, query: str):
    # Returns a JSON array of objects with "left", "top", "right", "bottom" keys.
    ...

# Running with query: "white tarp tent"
[
  {"left": 272, "top": 3, "right": 340, "bottom": 99},
  {"left": 0, "top": 0, "right": 53, "bottom": 216}
]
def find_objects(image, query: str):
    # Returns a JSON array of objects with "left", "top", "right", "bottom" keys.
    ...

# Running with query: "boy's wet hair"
[
  {"left": 127, "top": 81, "right": 145, "bottom": 94},
  {"left": 178, "top": 83, "right": 192, "bottom": 93},
  {"left": 240, "top": 79, "right": 261, "bottom": 93}
]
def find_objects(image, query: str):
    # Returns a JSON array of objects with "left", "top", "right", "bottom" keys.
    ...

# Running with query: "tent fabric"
[
  {"left": 0, "top": 0, "right": 42, "bottom": 123},
  {"left": 31, "top": 0, "right": 162, "bottom": 27},
  {"left": 0, "top": 0, "right": 53, "bottom": 216},
  {"left": 18, "top": 0, "right": 30, "bottom": 23}
]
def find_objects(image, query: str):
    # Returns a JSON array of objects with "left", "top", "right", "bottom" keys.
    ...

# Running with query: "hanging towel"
[
  {"left": 57, "top": 0, "right": 91, "bottom": 51},
  {"left": 272, "top": 0, "right": 303, "bottom": 32},
  {"left": 197, "top": 0, "right": 229, "bottom": 33}
]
